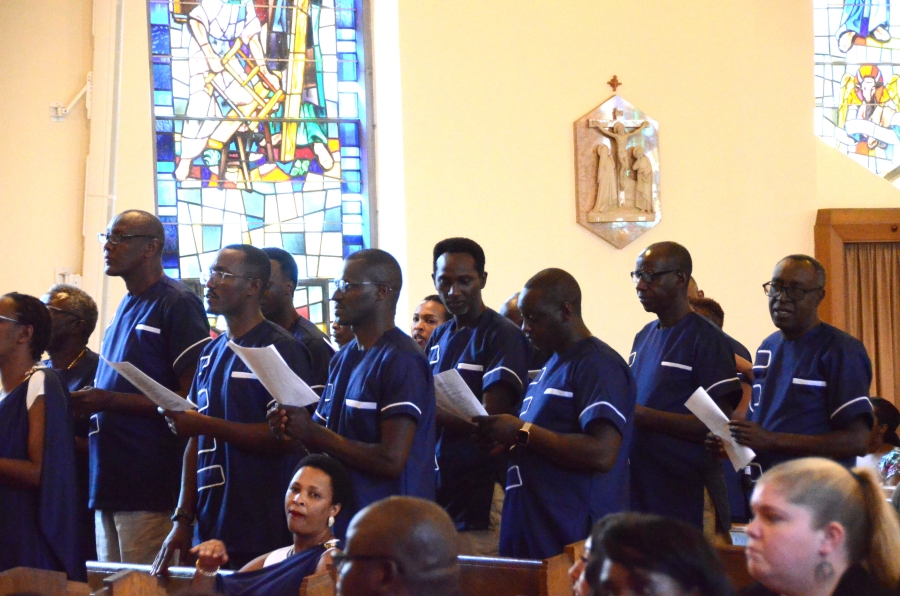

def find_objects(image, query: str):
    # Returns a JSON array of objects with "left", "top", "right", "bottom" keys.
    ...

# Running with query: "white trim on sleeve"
[
  {"left": 174, "top": 336, "right": 213, "bottom": 368},
  {"left": 580, "top": 401, "right": 627, "bottom": 424},
  {"left": 382, "top": 401, "right": 422, "bottom": 415},
  {"left": 346, "top": 399, "right": 377, "bottom": 410},
  {"left": 484, "top": 366, "right": 524, "bottom": 388},
  {"left": 135, "top": 324, "right": 161, "bottom": 334},
  {"left": 661, "top": 361, "right": 692, "bottom": 371},
  {"left": 830, "top": 396, "right": 872, "bottom": 419},
  {"left": 792, "top": 378, "right": 827, "bottom": 387}
]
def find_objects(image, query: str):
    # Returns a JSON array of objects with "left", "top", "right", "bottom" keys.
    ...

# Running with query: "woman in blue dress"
[
  {"left": 189, "top": 454, "right": 352, "bottom": 595},
  {"left": 0, "top": 292, "right": 84, "bottom": 580}
]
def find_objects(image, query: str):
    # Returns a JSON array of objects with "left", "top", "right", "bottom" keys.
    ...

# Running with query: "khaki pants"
[
  {"left": 95, "top": 510, "right": 173, "bottom": 563},
  {"left": 458, "top": 484, "right": 504, "bottom": 556}
]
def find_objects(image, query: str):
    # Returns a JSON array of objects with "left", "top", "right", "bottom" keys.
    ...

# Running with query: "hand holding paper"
[
  {"left": 685, "top": 386, "right": 755, "bottom": 471},
  {"left": 103, "top": 358, "right": 196, "bottom": 411},
  {"left": 434, "top": 369, "right": 488, "bottom": 420},
  {"left": 227, "top": 342, "right": 320, "bottom": 408}
]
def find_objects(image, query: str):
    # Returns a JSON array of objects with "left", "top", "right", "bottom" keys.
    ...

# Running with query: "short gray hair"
[{"left": 48, "top": 284, "right": 99, "bottom": 340}]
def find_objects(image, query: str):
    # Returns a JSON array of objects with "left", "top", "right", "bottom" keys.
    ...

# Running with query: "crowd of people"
[{"left": 1, "top": 208, "right": 898, "bottom": 596}]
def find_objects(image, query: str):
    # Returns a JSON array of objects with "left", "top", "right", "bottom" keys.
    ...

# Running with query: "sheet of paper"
[
  {"left": 685, "top": 386, "right": 756, "bottom": 471},
  {"left": 103, "top": 358, "right": 196, "bottom": 411},
  {"left": 434, "top": 368, "right": 488, "bottom": 419},
  {"left": 227, "top": 342, "right": 320, "bottom": 408}
]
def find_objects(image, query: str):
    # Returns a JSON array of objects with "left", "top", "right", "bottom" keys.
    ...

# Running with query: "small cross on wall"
[{"left": 607, "top": 75, "right": 621, "bottom": 92}]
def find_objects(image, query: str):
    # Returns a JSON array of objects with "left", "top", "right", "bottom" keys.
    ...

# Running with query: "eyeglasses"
[
  {"left": 201, "top": 269, "right": 255, "bottom": 284},
  {"left": 0, "top": 314, "right": 22, "bottom": 325},
  {"left": 630, "top": 269, "right": 680, "bottom": 284},
  {"left": 334, "top": 279, "right": 390, "bottom": 293},
  {"left": 46, "top": 305, "right": 82, "bottom": 320},
  {"left": 97, "top": 232, "right": 157, "bottom": 245},
  {"left": 331, "top": 553, "right": 401, "bottom": 575},
  {"left": 762, "top": 282, "right": 823, "bottom": 301}
]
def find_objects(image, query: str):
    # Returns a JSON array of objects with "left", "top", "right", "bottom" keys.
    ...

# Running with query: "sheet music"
[
  {"left": 685, "top": 386, "right": 756, "bottom": 471},
  {"left": 434, "top": 368, "right": 488, "bottom": 419},
  {"left": 227, "top": 342, "right": 320, "bottom": 407},
  {"left": 103, "top": 358, "right": 196, "bottom": 412}
]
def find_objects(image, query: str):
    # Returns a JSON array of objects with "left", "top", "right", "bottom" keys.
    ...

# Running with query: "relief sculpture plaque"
[{"left": 575, "top": 95, "right": 660, "bottom": 249}]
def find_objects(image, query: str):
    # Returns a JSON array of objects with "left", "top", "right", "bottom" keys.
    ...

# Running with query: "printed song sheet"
[
  {"left": 227, "top": 342, "right": 320, "bottom": 408},
  {"left": 103, "top": 358, "right": 196, "bottom": 411},
  {"left": 685, "top": 386, "right": 756, "bottom": 471},
  {"left": 434, "top": 368, "right": 488, "bottom": 419}
]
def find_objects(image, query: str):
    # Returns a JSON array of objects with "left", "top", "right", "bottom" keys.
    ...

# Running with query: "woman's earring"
[{"left": 328, "top": 516, "right": 335, "bottom": 528}]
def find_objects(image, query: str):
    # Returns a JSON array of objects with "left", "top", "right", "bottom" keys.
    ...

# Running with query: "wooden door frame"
[{"left": 814, "top": 208, "right": 900, "bottom": 330}]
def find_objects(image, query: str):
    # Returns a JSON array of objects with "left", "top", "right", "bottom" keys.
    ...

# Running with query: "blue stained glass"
[
  {"left": 248, "top": 216, "right": 265, "bottom": 231},
  {"left": 243, "top": 192, "right": 265, "bottom": 218},
  {"left": 202, "top": 225, "right": 222, "bottom": 252},
  {"left": 151, "top": 25, "right": 170, "bottom": 55},
  {"left": 157, "top": 161, "right": 175, "bottom": 173},
  {"left": 149, "top": 2, "right": 168, "bottom": 25},
  {"left": 154, "top": 91, "right": 173, "bottom": 106},
  {"left": 341, "top": 147, "right": 359, "bottom": 157},
  {"left": 335, "top": 0, "right": 355, "bottom": 28},
  {"left": 158, "top": 180, "right": 176, "bottom": 205},
  {"left": 156, "top": 119, "right": 174, "bottom": 132},
  {"left": 153, "top": 64, "right": 173, "bottom": 90},
  {"left": 157, "top": 133, "right": 175, "bottom": 161},
  {"left": 283, "top": 233, "right": 306, "bottom": 254},
  {"left": 181, "top": 189, "right": 201, "bottom": 205},
  {"left": 338, "top": 53, "right": 358, "bottom": 82},
  {"left": 337, "top": 29, "right": 356, "bottom": 40},
  {"left": 342, "top": 170, "right": 361, "bottom": 193},
  {"left": 325, "top": 207, "right": 341, "bottom": 223},
  {"left": 339, "top": 123, "right": 359, "bottom": 147}
]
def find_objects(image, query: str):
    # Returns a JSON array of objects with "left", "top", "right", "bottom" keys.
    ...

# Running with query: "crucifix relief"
[{"left": 574, "top": 94, "right": 660, "bottom": 249}]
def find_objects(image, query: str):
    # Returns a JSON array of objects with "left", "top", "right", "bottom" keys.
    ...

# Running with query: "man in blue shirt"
[
  {"left": 71, "top": 211, "right": 210, "bottom": 563},
  {"left": 269, "top": 249, "right": 436, "bottom": 537},
  {"left": 727, "top": 255, "right": 873, "bottom": 471},
  {"left": 476, "top": 269, "right": 634, "bottom": 559},
  {"left": 152, "top": 244, "right": 314, "bottom": 573},
  {"left": 427, "top": 238, "right": 530, "bottom": 555},
  {"left": 628, "top": 242, "right": 742, "bottom": 533},
  {"left": 261, "top": 247, "right": 335, "bottom": 394}
]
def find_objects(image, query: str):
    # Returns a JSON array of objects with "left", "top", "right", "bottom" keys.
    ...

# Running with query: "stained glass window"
[
  {"left": 815, "top": 1, "right": 900, "bottom": 182},
  {"left": 147, "top": 0, "right": 371, "bottom": 329}
]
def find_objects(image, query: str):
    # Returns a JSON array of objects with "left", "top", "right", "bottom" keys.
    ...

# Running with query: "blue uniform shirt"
[
  {"left": 629, "top": 312, "right": 742, "bottom": 529},
  {"left": 287, "top": 316, "right": 335, "bottom": 394},
  {"left": 91, "top": 276, "right": 210, "bottom": 511},
  {"left": 500, "top": 337, "right": 635, "bottom": 559},
  {"left": 426, "top": 308, "right": 530, "bottom": 531},
  {"left": 748, "top": 323, "right": 873, "bottom": 471},
  {"left": 194, "top": 320, "right": 313, "bottom": 556},
  {"left": 314, "top": 327, "right": 436, "bottom": 534}
]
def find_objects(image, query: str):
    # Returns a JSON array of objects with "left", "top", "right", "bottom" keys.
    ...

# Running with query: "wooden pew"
[
  {"left": 300, "top": 571, "right": 336, "bottom": 596},
  {"left": 714, "top": 544, "right": 754, "bottom": 592},
  {"left": 0, "top": 567, "right": 91, "bottom": 596},
  {"left": 87, "top": 562, "right": 202, "bottom": 594},
  {"left": 458, "top": 552, "right": 571, "bottom": 596}
]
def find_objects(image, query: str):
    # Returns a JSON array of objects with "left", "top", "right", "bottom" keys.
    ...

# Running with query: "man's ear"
[
  {"left": 17, "top": 324, "right": 34, "bottom": 348},
  {"left": 559, "top": 302, "right": 573, "bottom": 322},
  {"left": 480, "top": 271, "right": 488, "bottom": 290}
]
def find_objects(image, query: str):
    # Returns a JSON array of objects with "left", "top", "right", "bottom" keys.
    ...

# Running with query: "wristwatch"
[
  {"left": 171, "top": 507, "right": 195, "bottom": 525},
  {"left": 516, "top": 422, "right": 533, "bottom": 446}
]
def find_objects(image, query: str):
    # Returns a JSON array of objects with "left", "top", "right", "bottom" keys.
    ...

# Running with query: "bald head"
[
  {"left": 341, "top": 497, "right": 460, "bottom": 596},
  {"left": 640, "top": 242, "right": 692, "bottom": 277},
  {"left": 499, "top": 292, "right": 523, "bottom": 327},
  {"left": 523, "top": 268, "right": 582, "bottom": 316},
  {"left": 346, "top": 249, "right": 403, "bottom": 305},
  {"left": 118, "top": 210, "right": 165, "bottom": 246}
]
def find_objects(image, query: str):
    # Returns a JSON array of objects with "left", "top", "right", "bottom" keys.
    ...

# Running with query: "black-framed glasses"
[
  {"left": 0, "top": 314, "right": 22, "bottom": 325},
  {"left": 334, "top": 279, "right": 390, "bottom": 293},
  {"left": 762, "top": 282, "right": 823, "bottom": 301},
  {"left": 46, "top": 305, "right": 82, "bottom": 320},
  {"left": 331, "top": 553, "right": 401, "bottom": 575},
  {"left": 201, "top": 269, "right": 255, "bottom": 284},
  {"left": 97, "top": 232, "right": 156, "bottom": 245},
  {"left": 630, "top": 269, "right": 680, "bottom": 284}
]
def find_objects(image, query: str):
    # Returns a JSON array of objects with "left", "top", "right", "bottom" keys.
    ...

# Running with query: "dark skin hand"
[
  {"left": 152, "top": 436, "right": 198, "bottom": 577},
  {"left": 635, "top": 390, "right": 738, "bottom": 443},
  {"left": 268, "top": 405, "right": 417, "bottom": 479},
  {"left": 71, "top": 363, "right": 197, "bottom": 418},
  {"left": 474, "top": 414, "right": 622, "bottom": 474},
  {"left": 706, "top": 416, "right": 870, "bottom": 461},
  {"left": 436, "top": 382, "right": 519, "bottom": 445},
  {"left": 163, "top": 408, "right": 296, "bottom": 457}
]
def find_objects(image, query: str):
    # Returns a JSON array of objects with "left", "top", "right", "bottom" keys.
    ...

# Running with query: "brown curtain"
[{"left": 844, "top": 243, "right": 900, "bottom": 404}]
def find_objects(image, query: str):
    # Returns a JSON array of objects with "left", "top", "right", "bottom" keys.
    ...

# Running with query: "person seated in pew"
[
  {"left": 856, "top": 397, "right": 900, "bottom": 484},
  {"left": 188, "top": 455, "right": 350, "bottom": 595},
  {"left": 410, "top": 294, "right": 450, "bottom": 350},
  {"left": 476, "top": 269, "right": 635, "bottom": 559},
  {"left": 584, "top": 512, "right": 733, "bottom": 596},
  {"left": 568, "top": 534, "right": 595, "bottom": 596},
  {"left": 740, "top": 457, "right": 900, "bottom": 596},
  {"left": 0, "top": 293, "right": 85, "bottom": 580},
  {"left": 335, "top": 496, "right": 460, "bottom": 596}
]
